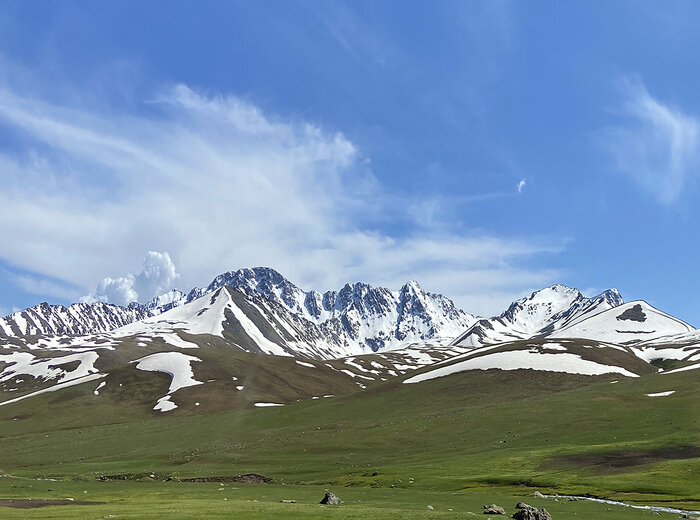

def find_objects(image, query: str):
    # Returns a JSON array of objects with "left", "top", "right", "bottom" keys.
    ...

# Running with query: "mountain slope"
[
  {"left": 191, "top": 268, "right": 476, "bottom": 351},
  {"left": 452, "top": 285, "right": 623, "bottom": 348},
  {"left": 0, "top": 302, "right": 149, "bottom": 338},
  {"left": 550, "top": 300, "right": 694, "bottom": 345},
  {"left": 1, "top": 267, "right": 475, "bottom": 354},
  {"left": 404, "top": 338, "right": 656, "bottom": 384}
]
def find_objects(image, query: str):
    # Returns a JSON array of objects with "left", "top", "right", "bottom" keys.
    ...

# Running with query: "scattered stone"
[
  {"left": 512, "top": 504, "right": 552, "bottom": 520},
  {"left": 529, "top": 491, "right": 545, "bottom": 498},
  {"left": 483, "top": 504, "right": 506, "bottom": 514},
  {"left": 516, "top": 502, "right": 531, "bottom": 509},
  {"left": 320, "top": 492, "right": 341, "bottom": 505},
  {"left": 371, "top": 471, "right": 378, "bottom": 476},
  {"left": 427, "top": 505, "right": 434, "bottom": 510},
  {"left": 280, "top": 499, "right": 296, "bottom": 503}
]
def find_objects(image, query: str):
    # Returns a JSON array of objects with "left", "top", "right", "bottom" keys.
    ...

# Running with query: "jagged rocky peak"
[
  {"left": 143, "top": 289, "right": 187, "bottom": 313},
  {"left": 0, "top": 300, "right": 149, "bottom": 338},
  {"left": 205, "top": 267, "right": 307, "bottom": 314},
  {"left": 452, "top": 284, "right": 625, "bottom": 348},
  {"left": 597, "top": 288, "right": 623, "bottom": 307},
  {"left": 1, "top": 266, "right": 474, "bottom": 352}
]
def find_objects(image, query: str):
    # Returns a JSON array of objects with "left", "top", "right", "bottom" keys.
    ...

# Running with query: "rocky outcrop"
[
  {"left": 512, "top": 503, "right": 552, "bottom": 520},
  {"left": 483, "top": 504, "right": 506, "bottom": 514},
  {"left": 320, "top": 492, "right": 341, "bottom": 505}
]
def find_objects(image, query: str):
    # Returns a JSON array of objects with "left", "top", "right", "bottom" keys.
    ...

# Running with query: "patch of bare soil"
[
  {"left": 543, "top": 445, "right": 700, "bottom": 473},
  {"left": 181, "top": 473, "right": 271, "bottom": 483}
]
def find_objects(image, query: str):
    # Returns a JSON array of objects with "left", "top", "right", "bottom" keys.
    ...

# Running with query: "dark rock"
[
  {"left": 512, "top": 504, "right": 552, "bottom": 520},
  {"left": 516, "top": 502, "right": 531, "bottom": 509},
  {"left": 483, "top": 504, "right": 506, "bottom": 514},
  {"left": 320, "top": 492, "right": 341, "bottom": 505},
  {"left": 616, "top": 303, "right": 646, "bottom": 322}
]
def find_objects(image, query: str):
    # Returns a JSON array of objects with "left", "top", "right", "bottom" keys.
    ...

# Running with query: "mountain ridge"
[{"left": 0, "top": 267, "right": 476, "bottom": 352}]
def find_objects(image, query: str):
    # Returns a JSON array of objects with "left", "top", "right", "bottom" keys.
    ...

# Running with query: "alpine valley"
[{"left": 0, "top": 267, "right": 698, "bottom": 519}]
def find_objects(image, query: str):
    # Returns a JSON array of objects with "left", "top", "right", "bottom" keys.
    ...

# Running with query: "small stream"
[{"left": 544, "top": 494, "right": 700, "bottom": 516}]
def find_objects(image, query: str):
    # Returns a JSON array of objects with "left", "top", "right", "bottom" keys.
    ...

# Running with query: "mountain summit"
[
  {"left": 452, "top": 284, "right": 624, "bottom": 347},
  {"left": 0, "top": 267, "right": 475, "bottom": 352}
]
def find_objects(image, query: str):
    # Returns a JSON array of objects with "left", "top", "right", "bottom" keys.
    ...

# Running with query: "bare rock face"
[
  {"left": 320, "top": 492, "right": 341, "bottom": 505},
  {"left": 483, "top": 504, "right": 506, "bottom": 514},
  {"left": 512, "top": 503, "right": 552, "bottom": 520}
]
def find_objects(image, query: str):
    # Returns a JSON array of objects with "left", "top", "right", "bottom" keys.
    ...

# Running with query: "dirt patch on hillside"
[
  {"left": 0, "top": 498, "right": 105, "bottom": 509},
  {"left": 543, "top": 445, "right": 700, "bottom": 473},
  {"left": 181, "top": 473, "right": 271, "bottom": 483}
]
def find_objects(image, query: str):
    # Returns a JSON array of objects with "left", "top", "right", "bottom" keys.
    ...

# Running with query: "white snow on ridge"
[
  {"left": 0, "top": 351, "right": 100, "bottom": 383},
  {"left": 134, "top": 352, "right": 203, "bottom": 393},
  {"left": 552, "top": 301, "right": 693, "bottom": 345},
  {"left": 295, "top": 360, "right": 315, "bottom": 368},
  {"left": 255, "top": 402, "right": 284, "bottom": 407},
  {"left": 663, "top": 362, "right": 700, "bottom": 375},
  {"left": 0, "top": 373, "right": 106, "bottom": 407},
  {"left": 404, "top": 350, "right": 639, "bottom": 384}
]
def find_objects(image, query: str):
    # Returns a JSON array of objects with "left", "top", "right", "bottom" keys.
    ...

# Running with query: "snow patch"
[
  {"left": 646, "top": 391, "right": 675, "bottom": 397},
  {"left": 405, "top": 350, "right": 639, "bottom": 384}
]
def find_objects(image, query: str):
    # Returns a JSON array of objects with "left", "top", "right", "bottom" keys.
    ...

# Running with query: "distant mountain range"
[
  {"left": 0, "top": 267, "right": 476, "bottom": 352},
  {"left": 1, "top": 267, "right": 698, "bottom": 415}
]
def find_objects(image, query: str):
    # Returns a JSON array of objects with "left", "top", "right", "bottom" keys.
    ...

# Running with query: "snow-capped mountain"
[
  {"left": 115, "top": 286, "right": 361, "bottom": 359},
  {"left": 1, "top": 277, "right": 697, "bottom": 415},
  {"left": 452, "top": 285, "right": 623, "bottom": 347},
  {"left": 0, "top": 268, "right": 475, "bottom": 353},
  {"left": 0, "top": 302, "right": 149, "bottom": 338},
  {"left": 550, "top": 300, "right": 694, "bottom": 345},
  {"left": 165, "top": 267, "right": 475, "bottom": 351}
]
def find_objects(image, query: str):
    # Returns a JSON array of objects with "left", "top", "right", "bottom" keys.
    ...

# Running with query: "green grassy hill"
[{"left": 0, "top": 351, "right": 697, "bottom": 519}]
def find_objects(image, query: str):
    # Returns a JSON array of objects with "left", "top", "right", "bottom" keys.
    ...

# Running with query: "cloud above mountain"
[
  {"left": 82, "top": 251, "right": 179, "bottom": 306},
  {"left": 607, "top": 79, "right": 700, "bottom": 205},
  {"left": 0, "top": 83, "right": 563, "bottom": 316}
]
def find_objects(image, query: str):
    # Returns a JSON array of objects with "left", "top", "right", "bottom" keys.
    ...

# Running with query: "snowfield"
[
  {"left": 552, "top": 301, "right": 694, "bottom": 345},
  {"left": 404, "top": 348, "right": 640, "bottom": 384},
  {"left": 134, "top": 352, "right": 203, "bottom": 393}
]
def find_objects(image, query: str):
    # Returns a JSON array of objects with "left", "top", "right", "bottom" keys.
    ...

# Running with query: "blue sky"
[{"left": 1, "top": 1, "right": 700, "bottom": 320}]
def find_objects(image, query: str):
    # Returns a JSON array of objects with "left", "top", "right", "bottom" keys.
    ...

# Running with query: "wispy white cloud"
[
  {"left": 0, "top": 83, "right": 563, "bottom": 316},
  {"left": 11, "top": 274, "right": 82, "bottom": 302},
  {"left": 606, "top": 79, "right": 700, "bottom": 204},
  {"left": 516, "top": 179, "right": 526, "bottom": 193}
]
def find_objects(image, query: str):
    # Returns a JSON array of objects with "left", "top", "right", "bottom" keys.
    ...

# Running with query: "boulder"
[
  {"left": 529, "top": 491, "right": 545, "bottom": 498},
  {"left": 320, "top": 492, "right": 341, "bottom": 505},
  {"left": 512, "top": 504, "right": 552, "bottom": 520},
  {"left": 483, "top": 504, "right": 506, "bottom": 514},
  {"left": 427, "top": 505, "right": 434, "bottom": 510}
]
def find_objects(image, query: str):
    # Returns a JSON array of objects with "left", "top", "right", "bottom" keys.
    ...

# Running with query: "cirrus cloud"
[
  {"left": 0, "top": 82, "right": 563, "bottom": 316},
  {"left": 606, "top": 79, "right": 700, "bottom": 205}
]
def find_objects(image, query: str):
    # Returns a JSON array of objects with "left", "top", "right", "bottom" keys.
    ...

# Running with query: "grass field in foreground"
[
  {"left": 0, "top": 363, "right": 698, "bottom": 516},
  {"left": 0, "top": 480, "right": 688, "bottom": 520}
]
